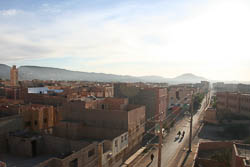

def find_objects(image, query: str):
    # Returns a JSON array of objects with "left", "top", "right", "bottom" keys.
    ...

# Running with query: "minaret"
[{"left": 10, "top": 65, "right": 18, "bottom": 87}]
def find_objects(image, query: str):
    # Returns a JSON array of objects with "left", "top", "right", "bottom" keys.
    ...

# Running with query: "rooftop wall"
[{"left": 0, "top": 115, "right": 24, "bottom": 153}]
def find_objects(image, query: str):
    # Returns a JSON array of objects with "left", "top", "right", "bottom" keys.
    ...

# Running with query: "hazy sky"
[{"left": 0, "top": 0, "right": 250, "bottom": 81}]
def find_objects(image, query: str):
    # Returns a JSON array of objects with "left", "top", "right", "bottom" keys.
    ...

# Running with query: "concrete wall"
[
  {"left": 0, "top": 115, "right": 24, "bottom": 153},
  {"left": 53, "top": 121, "right": 126, "bottom": 140},
  {"left": 97, "top": 98, "right": 128, "bottom": 110},
  {"left": 195, "top": 159, "right": 225, "bottom": 167},
  {"left": 204, "top": 108, "right": 217, "bottom": 124},
  {"left": 8, "top": 135, "right": 43, "bottom": 157},
  {"left": 20, "top": 104, "right": 55, "bottom": 131},
  {"left": 216, "top": 92, "right": 250, "bottom": 118},
  {"left": 198, "top": 142, "right": 233, "bottom": 152},
  {"left": 42, "top": 135, "right": 91, "bottom": 154},
  {"left": 114, "top": 83, "right": 168, "bottom": 130},
  {"left": 23, "top": 93, "right": 66, "bottom": 106},
  {"left": 36, "top": 140, "right": 98, "bottom": 167},
  {"left": 196, "top": 142, "right": 234, "bottom": 167},
  {"left": 62, "top": 109, "right": 128, "bottom": 130},
  {"left": 127, "top": 106, "right": 145, "bottom": 153}
]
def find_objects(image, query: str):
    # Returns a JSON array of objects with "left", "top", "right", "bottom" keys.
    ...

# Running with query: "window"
[
  {"left": 88, "top": 149, "right": 95, "bottom": 157},
  {"left": 34, "top": 120, "right": 38, "bottom": 126},
  {"left": 115, "top": 140, "right": 118, "bottom": 147},
  {"left": 101, "top": 104, "right": 105, "bottom": 109},
  {"left": 124, "top": 134, "right": 127, "bottom": 140},
  {"left": 121, "top": 136, "right": 123, "bottom": 143},
  {"left": 44, "top": 118, "right": 47, "bottom": 123}
]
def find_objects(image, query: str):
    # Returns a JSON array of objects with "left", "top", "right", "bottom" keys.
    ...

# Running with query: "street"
[{"left": 135, "top": 92, "right": 211, "bottom": 167}]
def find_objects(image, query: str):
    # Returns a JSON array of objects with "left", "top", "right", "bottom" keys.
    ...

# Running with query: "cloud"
[
  {"left": 1, "top": 0, "right": 250, "bottom": 80},
  {"left": 0, "top": 9, "right": 18, "bottom": 16}
]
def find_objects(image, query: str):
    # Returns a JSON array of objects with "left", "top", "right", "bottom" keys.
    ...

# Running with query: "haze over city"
[
  {"left": 1, "top": 0, "right": 250, "bottom": 81},
  {"left": 2, "top": 1, "right": 250, "bottom": 167}
]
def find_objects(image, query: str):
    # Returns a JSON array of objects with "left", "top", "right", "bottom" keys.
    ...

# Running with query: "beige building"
[
  {"left": 217, "top": 92, "right": 250, "bottom": 118},
  {"left": 20, "top": 104, "right": 55, "bottom": 131},
  {"left": 195, "top": 141, "right": 250, "bottom": 167},
  {"left": 10, "top": 65, "right": 18, "bottom": 87},
  {"left": 204, "top": 107, "right": 217, "bottom": 124}
]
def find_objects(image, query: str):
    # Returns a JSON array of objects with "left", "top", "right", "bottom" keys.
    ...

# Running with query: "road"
[{"left": 136, "top": 91, "right": 211, "bottom": 167}]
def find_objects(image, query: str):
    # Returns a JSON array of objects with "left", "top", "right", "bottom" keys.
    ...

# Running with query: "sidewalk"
[
  {"left": 133, "top": 147, "right": 158, "bottom": 167},
  {"left": 176, "top": 144, "right": 198, "bottom": 167}
]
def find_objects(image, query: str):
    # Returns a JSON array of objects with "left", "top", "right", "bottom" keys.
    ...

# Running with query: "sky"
[{"left": 0, "top": 0, "right": 250, "bottom": 81}]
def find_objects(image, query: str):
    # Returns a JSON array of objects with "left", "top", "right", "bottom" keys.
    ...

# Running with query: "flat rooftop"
[
  {"left": 0, "top": 153, "right": 54, "bottom": 167},
  {"left": 0, "top": 136, "right": 93, "bottom": 167},
  {"left": 9, "top": 132, "right": 41, "bottom": 139}
]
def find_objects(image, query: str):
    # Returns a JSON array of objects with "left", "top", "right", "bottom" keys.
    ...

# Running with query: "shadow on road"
[
  {"left": 180, "top": 151, "right": 190, "bottom": 167},
  {"left": 174, "top": 136, "right": 179, "bottom": 142},
  {"left": 146, "top": 160, "right": 153, "bottom": 167},
  {"left": 178, "top": 136, "right": 184, "bottom": 143}
]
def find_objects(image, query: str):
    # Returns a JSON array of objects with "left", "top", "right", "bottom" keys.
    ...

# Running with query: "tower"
[{"left": 10, "top": 65, "right": 18, "bottom": 87}]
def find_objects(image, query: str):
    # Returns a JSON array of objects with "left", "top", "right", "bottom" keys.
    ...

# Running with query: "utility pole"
[
  {"left": 188, "top": 94, "right": 193, "bottom": 152},
  {"left": 98, "top": 143, "right": 103, "bottom": 167},
  {"left": 158, "top": 112, "right": 163, "bottom": 167}
]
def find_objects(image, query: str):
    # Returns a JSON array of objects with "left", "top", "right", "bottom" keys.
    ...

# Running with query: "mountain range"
[{"left": 0, "top": 64, "right": 207, "bottom": 84}]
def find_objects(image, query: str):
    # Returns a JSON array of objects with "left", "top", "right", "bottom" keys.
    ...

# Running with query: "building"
[
  {"left": 216, "top": 92, "right": 250, "bottom": 118},
  {"left": 168, "top": 85, "right": 194, "bottom": 109},
  {"left": 60, "top": 97, "right": 146, "bottom": 161},
  {"left": 238, "top": 84, "right": 250, "bottom": 94},
  {"left": 194, "top": 141, "right": 250, "bottom": 167},
  {"left": 23, "top": 90, "right": 67, "bottom": 106},
  {"left": 114, "top": 83, "right": 167, "bottom": 130},
  {"left": 0, "top": 99, "right": 132, "bottom": 167},
  {"left": 0, "top": 112, "right": 24, "bottom": 153},
  {"left": 10, "top": 65, "right": 18, "bottom": 87},
  {"left": 3, "top": 131, "right": 99, "bottom": 167},
  {"left": 204, "top": 107, "right": 217, "bottom": 124},
  {"left": 213, "top": 82, "right": 250, "bottom": 93},
  {"left": 20, "top": 104, "right": 55, "bottom": 131}
]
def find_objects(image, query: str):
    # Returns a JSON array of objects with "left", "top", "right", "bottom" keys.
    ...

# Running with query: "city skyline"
[{"left": 1, "top": 0, "right": 250, "bottom": 81}]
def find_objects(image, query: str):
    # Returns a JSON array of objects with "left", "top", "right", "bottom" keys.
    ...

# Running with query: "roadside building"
[
  {"left": 114, "top": 83, "right": 167, "bottom": 130},
  {"left": 204, "top": 108, "right": 217, "bottom": 124},
  {"left": 195, "top": 141, "right": 250, "bottom": 167},
  {"left": 60, "top": 97, "right": 146, "bottom": 161},
  {"left": 216, "top": 92, "right": 250, "bottom": 118}
]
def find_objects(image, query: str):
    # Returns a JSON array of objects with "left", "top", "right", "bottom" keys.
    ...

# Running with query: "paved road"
[{"left": 136, "top": 92, "right": 211, "bottom": 167}]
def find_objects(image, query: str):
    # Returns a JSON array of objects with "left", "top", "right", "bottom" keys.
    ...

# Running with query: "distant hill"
[
  {"left": 18, "top": 66, "right": 143, "bottom": 82},
  {"left": 138, "top": 75, "right": 170, "bottom": 83},
  {"left": 0, "top": 64, "right": 10, "bottom": 79},
  {"left": 172, "top": 73, "right": 207, "bottom": 83},
  {"left": 0, "top": 64, "right": 207, "bottom": 83}
]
